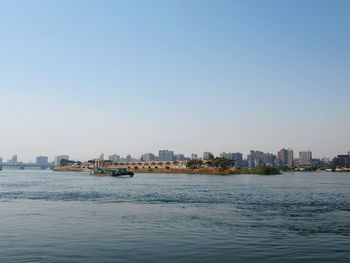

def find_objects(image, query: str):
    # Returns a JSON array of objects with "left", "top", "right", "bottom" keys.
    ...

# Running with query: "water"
[{"left": 0, "top": 170, "right": 349, "bottom": 262}]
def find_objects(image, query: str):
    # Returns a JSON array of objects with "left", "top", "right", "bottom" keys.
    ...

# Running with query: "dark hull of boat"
[{"left": 90, "top": 171, "right": 134, "bottom": 177}]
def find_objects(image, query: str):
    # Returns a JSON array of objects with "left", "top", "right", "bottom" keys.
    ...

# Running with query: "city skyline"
[
  {"left": 1, "top": 0, "right": 349, "bottom": 160},
  {"left": 1, "top": 147, "right": 349, "bottom": 164}
]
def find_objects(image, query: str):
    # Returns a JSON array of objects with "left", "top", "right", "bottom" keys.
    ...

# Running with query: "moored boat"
[{"left": 90, "top": 168, "right": 134, "bottom": 177}]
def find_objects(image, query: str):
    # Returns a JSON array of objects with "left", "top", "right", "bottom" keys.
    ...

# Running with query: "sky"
[{"left": 0, "top": 0, "right": 349, "bottom": 162}]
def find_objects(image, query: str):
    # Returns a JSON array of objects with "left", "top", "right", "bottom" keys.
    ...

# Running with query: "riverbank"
[
  {"left": 132, "top": 167, "right": 238, "bottom": 175},
  {"left": 53, "top": 166, "right": 280, "bottom": 175},
  {"left": 53, "top": 166, "right": 237, "bottom": 175}
]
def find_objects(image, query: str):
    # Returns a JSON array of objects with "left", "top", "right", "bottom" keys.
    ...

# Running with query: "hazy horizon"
[{"left": 1, "top": 0, "right": 349, "bottom": 162}]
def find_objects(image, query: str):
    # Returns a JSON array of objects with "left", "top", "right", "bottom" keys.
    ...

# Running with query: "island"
[{"left": 53, "top": 157, "right": 280, "bottom": 175}]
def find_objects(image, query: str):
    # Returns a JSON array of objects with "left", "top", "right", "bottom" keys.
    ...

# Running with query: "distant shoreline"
[
  {"left": 52, "top": 166, "right": 350, "bottom": 175},
  {"left": 53, "top": 166, "right": 280, "bottom": 175},
  {"left": 53, "top": 166, "right": 238, "bottom": 175}
]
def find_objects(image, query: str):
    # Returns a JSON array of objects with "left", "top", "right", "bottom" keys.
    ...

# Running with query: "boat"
[
  {"left": 91, "top": 156, "right": 134, "bottom": 177},
  {"left": 90, "top": 168, "right": 134, "bottom": 177}
]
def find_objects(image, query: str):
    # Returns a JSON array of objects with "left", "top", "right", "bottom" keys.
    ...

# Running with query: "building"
[
  {"left": 203, "top": 152, "right": 214, "bottom": 160},
  {"left": 299, "top": 151, "right": 313, "bottom": 167},
  {"left": 54, "top": 155, "right": 69, "bottom": 166},
  {"left": 321, "top": 157, "right": 331, "bottom": 163},
  {"left": 247, "top": 151, "right": 255, "bottom": 168},
  {"left": 36, "top": 156, "right": 48, "bottom": 167},
  {"left": 109, "top": 154, "right": 120, "bottom": 162},
  {"left": 159, "top": 150, "right": 174, "bottom": 162},
  {"left": 220, "top": 152, "right": 234, "bottom": 160},
  {"left": 126, "top": 155, "right": 132, "bottom": 162},
  {"left": 141, "top": 153, "right": 156, "bottom": 162},
  {"left": 263, "top": 153, "right": 278, "bottom": 167},
  {"left": 277, "top": 148, "right": 294, "bottom": 168},
  {"left": 0, "top": 157, "right": 2, "bottom": 164},
  {"left": 175, "top": 154, "right": 186, "bottom": 161},
  {"left": 8, "top": 155, "right": 18, "bottom": 165},
  {"left": 220, "top": 152, "right": 243, "bottom": 167},
  {"left": 337, "top": 155, "right": 350, "bottom": 168},
  {"left": 247, "top": 150, "right": 277, "bottom": 168},
  {"left": 312, "top": 159, "right": 321, "bottom": 168},
  {"left": 191, "top": 153, "right": 198, "bottom": 160},
  {"left": 233, "top": 152, "right": 243, "bottom": 167}
]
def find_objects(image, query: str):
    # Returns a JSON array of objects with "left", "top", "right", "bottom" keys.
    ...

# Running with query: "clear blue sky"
[{"left": 0, "top": 0, "right": 349, "bottom": 162}]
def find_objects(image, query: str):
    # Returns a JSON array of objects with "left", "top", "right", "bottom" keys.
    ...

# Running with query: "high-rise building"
[
  {"left": 203, "top": 152, "right": 214, "bottom": 160},
  {"left": 54, "top": 155, "right": 69, "bottom": 166},
  {"left": 299, "top": 151, "right": 313, "bottom": 167},
  {"left": 220, "top": 152, "right": 243, "bottom": 167},
  {"left": 8, "top": 155, "right": 18, "bottom": 165},
  {"left": 233, "top": 152, "right": 243, "bottom": 167},
  {"left": 321, "top": 157, "right": 331, "bottom": 163},
  {"left": 220, "top": 152, "right": 234, "bottom": 160},
  {"left": 36, "top": 156, "right": 48, "bottom": 167},
  {"left": 337, "top": 155, "right": 350, "bottom": 168},
  {"left": 126, "top": 155, "right": 132, "bottom": 162},
  {"left": 262, "top": 153, "right": 278, "bottom": 167},
  {"left": 175, "top": 154, "right": 186, "bottom": 161},
  {"left": 159, "top": 150, "right": 174, "bottom": 162},
  {"left": 277, "top": 148, "right": 293, "bottom": 168},
  {"left": 0, "top": 157, "right": 3, "bottom": 164},
  {"left": 247, "top": 150, "right": 277, "bottom": 167},
  {"left": 109, "top": 154, "right": 120, "bottom": 162},
  {"left": 191, "top": 154, "right": 198, "bottom": 160},
  {"left": 141, "top": 153, "right": 156, "bottom": 162},
  {"left": 247, "top": 150, "right": 255, "bottom": 168}
]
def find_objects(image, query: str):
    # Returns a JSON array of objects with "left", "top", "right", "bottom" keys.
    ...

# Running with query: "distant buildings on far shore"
[
  {"left": 335, "top": 155, "right": 350, "bottom": 168},
  {"left": 159, "top": 150, "right": 174, "bottom": 162},
  {"left": 54, "top": 155, "right": 69, "bottom": 166},
  {"left": 277, "top": 148, "right": 294, "bottom": 168},
  {"left": 299, "top": 151, "right": 313, "bottom": 167},
  {"left": 191, "top": 153, "right": 198, "bottom": 160},
  {"left": 109, "top": 154, "right": 120, "bottom": 162},
  {"left": 8, "top": 155, "right": 18, "bottom": 165},
  {"left": 36, "top": 156, "right": 48, "bottom": 167},
  {"left": 0, "top": 149, "right": 350, "bottom": 169}
]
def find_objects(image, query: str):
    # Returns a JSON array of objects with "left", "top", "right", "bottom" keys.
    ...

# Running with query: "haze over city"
[{"left": 1, "top": 0, "right": 349, "bottom": 161}]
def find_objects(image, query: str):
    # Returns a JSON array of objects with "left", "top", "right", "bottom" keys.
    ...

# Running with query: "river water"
[{"left": 0, "top": 170, "right": 349, "bottom": 262}]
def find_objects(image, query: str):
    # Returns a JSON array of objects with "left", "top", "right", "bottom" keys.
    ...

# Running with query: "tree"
[
  {"left": 208, "top": 157, "right": 234, "bottom": 169},
  {"left": 251, "top": 165, "right": 280, "bottom": 175},
  {"left": 186, "top": 160, "right": 203, "bottom": 168},
  {"left": 59, "top": 159, "right": 69, "bottom": 166},
  {"left": 207, "top": 153, "right": 214, "bottom": 160}
]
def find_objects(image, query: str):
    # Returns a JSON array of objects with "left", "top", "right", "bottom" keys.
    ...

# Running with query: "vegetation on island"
[
  {"left": 55, "top": 157, "right": 281, "bottom": 175},
  {"left": 186, "top": 160, "right": 203, "bottom": 168},
  {"left": 248, "top": 165, "right": 281, "bottom": 175},
  {"left": 59, "top": 158, "right": 74, "bottom": 166},
  {"left": 206, "top": 157, "right": 235, "bottom": 169}
]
